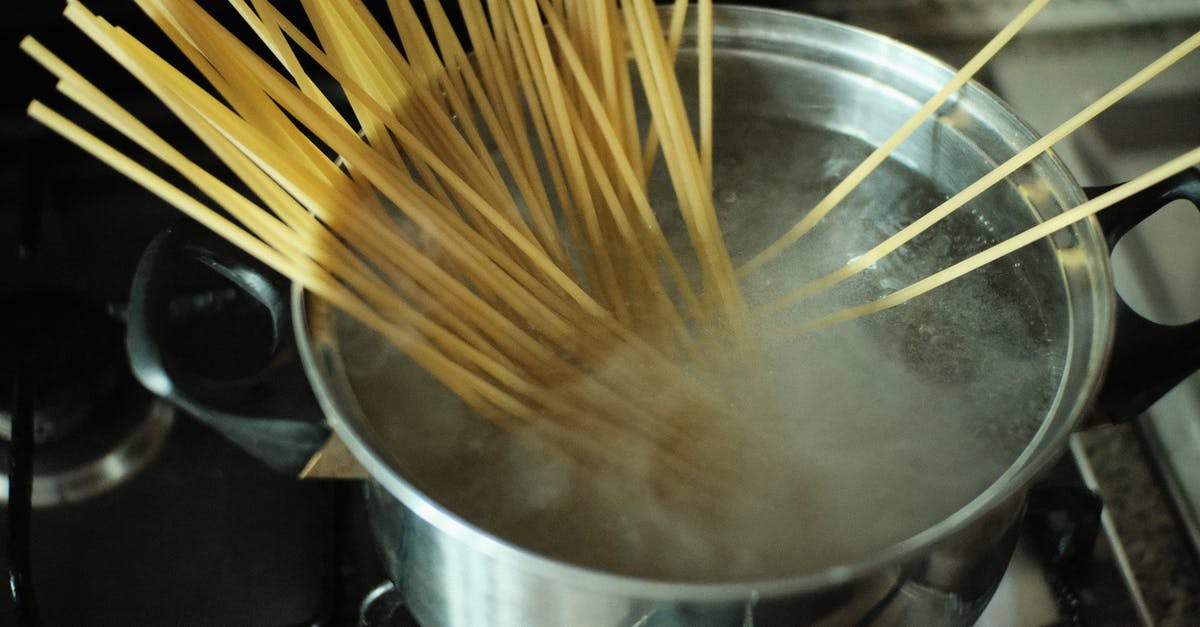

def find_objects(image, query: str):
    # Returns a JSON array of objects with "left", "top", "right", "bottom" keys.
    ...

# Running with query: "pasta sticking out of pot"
[
  {"left": 756, "top": 29, "right": 1200, "bottom": 330},
  {"left": 25, "top": 0, "right": 761, "bottom": 518},
  {"left": 19, "top": 0, "right": 1200, "bottom": 575}
]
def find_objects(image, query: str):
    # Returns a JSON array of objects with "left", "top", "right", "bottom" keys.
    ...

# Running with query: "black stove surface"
[{"left": 0, "top": 399, "right": 388, "bottom": 627}]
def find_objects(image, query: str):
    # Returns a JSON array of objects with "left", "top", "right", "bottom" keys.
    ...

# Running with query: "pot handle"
[
  {"left": 1087, "top": 167, "right": 1200, "bottom": 421},
  {"left": 126, "top": 221, "right": 328, "bottom": 474}
]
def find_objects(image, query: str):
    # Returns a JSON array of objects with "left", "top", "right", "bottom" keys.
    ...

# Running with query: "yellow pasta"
[{"left": 23, "top": 0, "right": 1196, "bottom": 514}]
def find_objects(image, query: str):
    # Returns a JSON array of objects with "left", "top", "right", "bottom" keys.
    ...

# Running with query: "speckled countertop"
[{"left": 1076, "top": 423, "right": 1200, "bottom": 627}]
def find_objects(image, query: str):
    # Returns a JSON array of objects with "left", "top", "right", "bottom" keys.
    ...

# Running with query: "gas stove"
[{"left": 3, "top": 2, "right": 1200, "bottom": 626}]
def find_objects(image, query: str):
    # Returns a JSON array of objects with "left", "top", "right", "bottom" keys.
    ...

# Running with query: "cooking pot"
[{"left": 126, "top": 6, "right": 1200, "bottom": 626}]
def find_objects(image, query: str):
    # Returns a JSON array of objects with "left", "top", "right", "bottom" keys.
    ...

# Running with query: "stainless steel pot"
[
  {"left": 290, "top": 7, "right": 1091, "bottom": 626},
  {"left": 127, "top": 6, "right": 1200, "bottom": 627}
]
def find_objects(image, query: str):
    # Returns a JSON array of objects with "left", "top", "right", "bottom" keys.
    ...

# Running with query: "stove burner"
[
  {"left": 0, "top": 396, "right": 173, "bottom": 507},
  {"left": 1, "top": 292, "right": 173, "bottom": 506},
  {"left": 0, "top": 293, "right": 123, "bottom": 444}
]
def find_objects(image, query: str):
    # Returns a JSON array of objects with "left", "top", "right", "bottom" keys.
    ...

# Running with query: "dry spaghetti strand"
[
  {"left": 736, "top": 0, "right": 1053, "bottom": 279},
  {"left": 773, "top": 146, "right": 1200, "bottom": 339},
  {"left": 757, "top": 28, "right": 1200, "bottom": 320}
]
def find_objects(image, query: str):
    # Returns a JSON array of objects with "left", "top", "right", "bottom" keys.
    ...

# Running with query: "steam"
[{"left": 334, "top": 115, "right": 1067, "bottom": 582}]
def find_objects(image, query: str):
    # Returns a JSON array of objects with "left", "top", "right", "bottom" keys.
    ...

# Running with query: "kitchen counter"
[{"left": 1076, "top": 422, "right": 1200, "bottom": 627}]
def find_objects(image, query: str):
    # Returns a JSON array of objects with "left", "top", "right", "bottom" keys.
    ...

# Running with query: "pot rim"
[{"left": 293, "top": 5, "right": 1117, "bottom": 600}]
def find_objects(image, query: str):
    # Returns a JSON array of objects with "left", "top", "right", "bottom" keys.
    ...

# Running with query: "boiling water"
[{"left": 335, "top": 111, "right": 1070, "bottom": 582}]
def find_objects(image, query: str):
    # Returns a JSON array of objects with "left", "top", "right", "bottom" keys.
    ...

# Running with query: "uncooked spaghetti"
[{"left": 21, "top": 0, "right": 1200, "bottom": 526}]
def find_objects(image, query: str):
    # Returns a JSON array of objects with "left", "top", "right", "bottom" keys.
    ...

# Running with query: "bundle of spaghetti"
[
  {"left": 34, "top": 0, "right": 1196, "bottom": 520},
  {"left": 24, "top": 0, "right": 757, "bottom": 511}
]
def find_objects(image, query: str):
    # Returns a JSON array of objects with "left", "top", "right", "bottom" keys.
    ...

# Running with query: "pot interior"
[{"left": 298, "top": 7, "right": 1113, "bottom": 585}]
